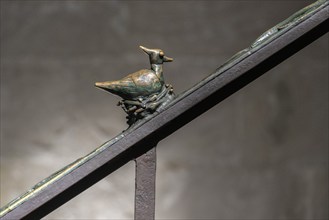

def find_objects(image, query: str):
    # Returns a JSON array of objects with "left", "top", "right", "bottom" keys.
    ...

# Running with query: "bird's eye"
[{"left": 159, "top": 51, "right": 164, "bottom": 57}]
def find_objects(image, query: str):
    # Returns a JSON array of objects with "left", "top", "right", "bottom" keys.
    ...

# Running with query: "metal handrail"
[{"left": 1, "top": 0, "right": 328, "bottom": 219}]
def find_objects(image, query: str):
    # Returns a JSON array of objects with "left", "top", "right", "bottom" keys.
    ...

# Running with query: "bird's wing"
[{"left": 131, "top": 69, "right": 162, "bottom": 92}]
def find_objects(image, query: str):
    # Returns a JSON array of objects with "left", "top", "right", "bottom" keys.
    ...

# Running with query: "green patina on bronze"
[
  {"left": 95, "top": 69, "right": 163, "bottom": 100},
  {"left": 95, "top": 45, "right": 175, "bottom": 126}
]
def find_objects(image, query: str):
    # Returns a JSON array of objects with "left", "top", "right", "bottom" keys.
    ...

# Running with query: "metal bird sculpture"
[{"left": 95, "top": 46, "right": 175, "bottom": 126}]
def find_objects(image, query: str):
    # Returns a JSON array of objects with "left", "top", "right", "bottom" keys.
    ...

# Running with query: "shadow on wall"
[{"left": 1, "top": 1, "right": 328, "bottom": 219}]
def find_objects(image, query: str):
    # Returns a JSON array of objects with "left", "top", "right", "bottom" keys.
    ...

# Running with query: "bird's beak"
[
  {"left": 163, "top": 56, "right": 174, "bottom": 62},
  {"left": 139, "top": 45, "right": 152, "bottom": 55}
]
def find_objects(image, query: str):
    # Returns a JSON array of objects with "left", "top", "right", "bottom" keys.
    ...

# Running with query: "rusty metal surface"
[
  {"left": 0, "top": 1, "right": 328, "bottom": 219},
  {"left": 135, "top": 147, "right": 156, "bottom": 220}
]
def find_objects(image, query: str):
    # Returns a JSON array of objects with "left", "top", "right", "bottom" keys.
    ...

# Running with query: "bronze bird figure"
[
  {"left": 95, "top": 46, "right": 175, "bottom": 126},
  {"left": 95, "top": 46, "right": 173, "bottom": 100}
]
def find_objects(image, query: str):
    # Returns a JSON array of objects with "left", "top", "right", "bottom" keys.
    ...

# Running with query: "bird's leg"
[{"left": 122, "top": 100, "right": 145, "bottom": 108}]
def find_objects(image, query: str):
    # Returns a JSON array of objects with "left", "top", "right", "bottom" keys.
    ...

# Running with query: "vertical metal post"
[{"left": 134, "top": 146, "right": 157, "bottom": 220}]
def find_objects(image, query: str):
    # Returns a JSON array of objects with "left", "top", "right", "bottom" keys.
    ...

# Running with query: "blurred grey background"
[{"left": 1, "top": 1, "right": 328, "bottom": 219}]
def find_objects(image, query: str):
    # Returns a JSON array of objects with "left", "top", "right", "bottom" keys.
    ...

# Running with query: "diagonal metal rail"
[{"left": 1, "top": 0, "right": 328, "bottom": 219}]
